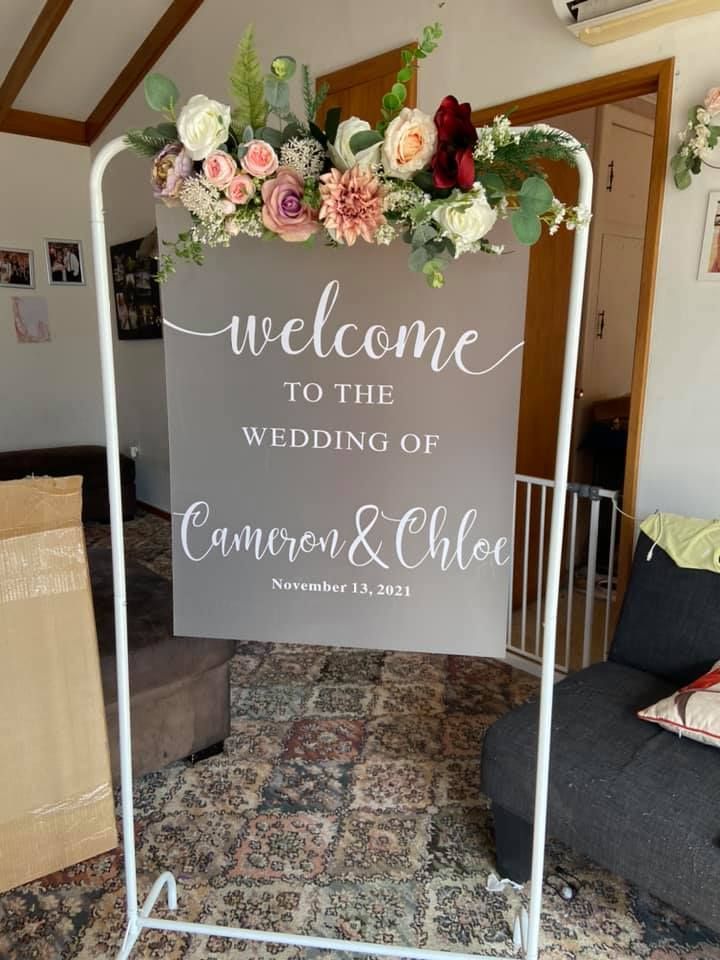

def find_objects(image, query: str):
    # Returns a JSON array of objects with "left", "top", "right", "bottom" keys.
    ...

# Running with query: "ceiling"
[{"left": 0, "top": 0, "right": 204, "bottom": 145}]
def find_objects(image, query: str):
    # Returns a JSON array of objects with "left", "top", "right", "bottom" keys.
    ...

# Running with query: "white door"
[
  {"left": 573, "top": 103, "right": 654, "bottom": 439},
  {"left": 585, "top": 232, "right": 645, "bottom": 400}
]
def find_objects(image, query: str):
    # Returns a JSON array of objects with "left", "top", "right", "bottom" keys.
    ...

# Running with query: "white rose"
[
  {"left": 177, "top": 94, "right": 232, "bottom": 161},
  {"left": 382, "top": 108, "right": 437, "bottom": 180},
  {"left": 329, "top": 117, "right": 382, "bottom": 171},
  {"left": 433, "top": 190, "right": 497, "bottom": 253}
]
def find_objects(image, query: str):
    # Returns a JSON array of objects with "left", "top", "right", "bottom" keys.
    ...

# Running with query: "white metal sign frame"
[{"left": 88, "top": 129, "right": 592, "bottom": 960}]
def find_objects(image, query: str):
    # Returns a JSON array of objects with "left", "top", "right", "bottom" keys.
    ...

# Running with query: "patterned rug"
[{"left": 1, "top": 510, "right": 718, "bottom": 960}]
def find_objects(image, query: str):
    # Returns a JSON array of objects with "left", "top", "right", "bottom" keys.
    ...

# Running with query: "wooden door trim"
[
  {"left": 472, "top": 58, "right": 675, "bottom": 602},
  {"left": 317, "top": 44, "right": 417, "bottom": 106}
]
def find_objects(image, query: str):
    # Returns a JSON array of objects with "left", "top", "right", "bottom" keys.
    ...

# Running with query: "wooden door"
[
  {"left": 317, "top": 46, "right": 417, "bottom": 129},
  {"left": 513, "top": 159, "right": 579, "bottom": 610}
]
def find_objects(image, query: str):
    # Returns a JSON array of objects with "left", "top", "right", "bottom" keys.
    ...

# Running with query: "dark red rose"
[{"left": 431, "top": 95, "right": 478, "bottom": 191}]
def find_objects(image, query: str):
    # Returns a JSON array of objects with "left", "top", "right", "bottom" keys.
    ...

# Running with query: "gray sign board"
[{"left": 158, "top": 206, "right": 528, "bottom": 655}]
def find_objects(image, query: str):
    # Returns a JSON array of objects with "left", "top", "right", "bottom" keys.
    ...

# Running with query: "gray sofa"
[{"left": 482, "top": 531, "right": 720, "bottom": 932}]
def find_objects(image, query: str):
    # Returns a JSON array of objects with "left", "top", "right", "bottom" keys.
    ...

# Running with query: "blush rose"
[
  {"left": 382, "top": 108, "right": 437, "bottom": 180},
  {"left": 202, "top": 150, "right": 237, "bottom": 188},
  {"left": 226, "top": 173, "right": 256, "bottom": 205},
  {"left": 241, "top": 140, "right": 279, "bottom": 178}
]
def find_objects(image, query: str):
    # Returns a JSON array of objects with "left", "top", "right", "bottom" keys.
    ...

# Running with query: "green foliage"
[
  {"left": 518, "top": 176, "right": 554, "bottom": 215},
  {"left": 324, "top": 107, "right": 342, "bottom": 146},
  {"left": 377, "top": 22, "right": 443, "bottom": 134},
  {"left": 511, "top": 209, "right": 542, "bottom": 245},
  {"left": 229, "top": 25, "right": 267, "bottom": 131},
  {"left": 264, "top": 74, "right": 290, "bottom": 114},
  {"left": 156, "top": 232, "right": 205, "bottom": 283},
  {"left": 124, "top": 126, "right": 175, "bottom": 157},
  {"left": 255, "top": 126, "right": 283, "bottom": 149},
  {"left": 302, "top": 65, "right": 329, "bottom": 126},
  {"left": 348, "top": 129, "right": 383, "bottom": 154},
  {"left": 144, "top": 74, "right": 179, "bottom": 115}
]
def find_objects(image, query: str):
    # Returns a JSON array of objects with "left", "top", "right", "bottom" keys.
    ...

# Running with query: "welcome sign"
[{"left": 159, "top": 208, "right": 528, "bottom": 655}]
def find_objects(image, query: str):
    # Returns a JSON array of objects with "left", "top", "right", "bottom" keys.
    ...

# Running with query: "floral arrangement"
[
  {"left": 672, "top": 87, "right": 720, "bottom": 189},
  {"left": 125, "top": 23, "right": 588, "bottom": 288}
]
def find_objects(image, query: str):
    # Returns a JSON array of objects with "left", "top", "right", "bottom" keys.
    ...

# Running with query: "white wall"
[
  {"left": 103, "top": 150, "right": 170, "bottom": 509},
  {"left": 94, "top": 0, "right": 720, "bottom": 519},
  {"left": 0, "top": 134, "right": 103, "bottom": 451}
]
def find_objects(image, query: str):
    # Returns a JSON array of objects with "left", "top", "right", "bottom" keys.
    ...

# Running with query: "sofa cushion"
[
  {"left": 638, "top": 659, "right": 720, "bottom": 749},
  {"left": 482, "top": 661, "right": 720, "bottom": 931},
  {"left": 88, "top": 547, "right": 235, "bottom": 703},
  {"left": 610, "top": 532, "right": 720, "bottom": 686}
]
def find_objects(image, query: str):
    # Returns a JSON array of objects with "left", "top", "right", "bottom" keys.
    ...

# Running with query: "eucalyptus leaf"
[
  {"left": 397, "top": 67, "right": 413, "bottom": 84},
  {"left": 242, "top": 125, "right": 254, "bottom": 142},
  {"left": 392, "top": 83, "right": 407, "bottom": 104},
  {"left": 236, "top": 144, "right": 249, "bottom": 160},
  {"left": 349, "top": 129, "right": 383, "bottom": 154},
  {"left": 411, "top": 223, "right": 438, "bottom": 247},
  {"left": 256, "top": 126, "right": 283, "bottom": 149},
  {"left": 382, "top": 92, "right": 401, "bottom": 112},
  {"left": 282, "top": 121, "right": 304, "bottom": 143},
  {"left": 511, "top": 210, "right": 542, "bottom": 245},
  {"left": 409, "top": 246, "right": 431, "bottom": 271},
  {"left": 674, "top": 168, "right": 692, "bottom": 190},
  {"left": 670, "top": 154, "right": 688, "bottom": 173},
  {"left": 264, "top": 74, "right": 289, "bottom": 112},
  {"left": 519, "top": 176, "right": 554, "bottom": 215},
  {"left": 480, "top": 172, "right": 506, "bottom": 198},
  {"left": 144, "top": 73, "right": 179, "bottom": 113}
]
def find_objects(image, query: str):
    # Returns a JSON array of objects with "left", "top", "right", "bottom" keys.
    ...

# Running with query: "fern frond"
[
  {"left": 229, "top": 24, "right": 267, "bottom": 131},
  {"left": 301, "top": 64, "right": 329, "bottom": 125},
  {"left": 124, "top": 127, "right": 173, "bottom": 158}
]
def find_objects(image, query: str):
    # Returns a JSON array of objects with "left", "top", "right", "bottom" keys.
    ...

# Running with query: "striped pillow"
[{"left": 638, "top": 660, "right": 720, "bottom": 749}]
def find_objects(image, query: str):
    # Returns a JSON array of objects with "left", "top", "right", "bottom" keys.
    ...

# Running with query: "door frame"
[{"left": 472, "top": 58, "right": 674, "bottom": 601}]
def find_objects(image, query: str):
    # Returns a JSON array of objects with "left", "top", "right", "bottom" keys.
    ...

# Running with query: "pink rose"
[
  {"left": 241, "top": 140, "right": 279, "bottom": 178},
  {"left": 202, "top": 150, "right": 236, "bottom": 188},
  {"left": 226, "top": 173, "right": 256, "bottom": 205},
  {"left": 704, "top": 87, "right": 720, "bottom": 115},
  {"left": 261, "top": 166, "right": 319, "bottom": 242}
]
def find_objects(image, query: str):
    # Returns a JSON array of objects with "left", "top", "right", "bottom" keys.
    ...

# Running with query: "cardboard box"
[{"left": 0, "top": 476, "right": 117, "bottom": 891}]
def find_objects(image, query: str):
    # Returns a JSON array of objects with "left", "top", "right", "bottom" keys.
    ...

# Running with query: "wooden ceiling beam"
[
  {"left": 0, "top": 0, "right": 75, "bottom": 127},
  {"left": 85, "top": 0, "right": 205, "bottom": 144},
  {"left": 0, "top": 108, "right": 87, "bottom": 144}
]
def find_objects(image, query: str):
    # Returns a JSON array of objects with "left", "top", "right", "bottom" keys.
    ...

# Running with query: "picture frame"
[
  {"left": 697, "top": 192, "right": 720, "bottom": 281},
  {"left": 110, "top": 236, "right": 163, "bottom": 340},
  {"left": 44, "top": 238, "right": 85, "bottom": 286},
  {"left": 0, "top": 247, "right": 34, "bottom": 289}
]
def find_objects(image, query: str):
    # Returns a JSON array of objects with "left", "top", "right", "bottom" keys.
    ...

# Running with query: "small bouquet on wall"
[
  {"left": 672, "top": 87, "right": 720, "bottom": 189},
  {"left": 125, "top": 23, "right": 589, "bottom": 288}
]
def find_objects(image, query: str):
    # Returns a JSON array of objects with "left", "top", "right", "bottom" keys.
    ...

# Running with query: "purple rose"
[
  {"left": 261, "top": 166, "right": 319, "bottom": 242},
  {"left": 151, "top": 143, "right": 193, "bottom": 205}
]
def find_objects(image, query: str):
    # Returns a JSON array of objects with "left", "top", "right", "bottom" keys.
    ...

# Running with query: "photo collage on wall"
[{"left": 111, "top": 237, "right": 163, "bottom": 340}]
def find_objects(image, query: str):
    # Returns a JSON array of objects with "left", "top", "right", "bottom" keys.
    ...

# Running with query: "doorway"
[{"left": 473, "top": 60, "right": 674, "bottom": 671}]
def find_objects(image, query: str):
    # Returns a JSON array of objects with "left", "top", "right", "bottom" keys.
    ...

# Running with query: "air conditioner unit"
[{"left": 553, "top": 0, "right": 720, "bottom": 44}]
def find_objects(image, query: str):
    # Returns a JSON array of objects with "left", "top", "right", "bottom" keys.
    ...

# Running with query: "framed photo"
[
  {"left": 698, "top": 192, "right": 720, "bottom": 281},
  {"left": 110, "top": 237, "right": 163, "bottom": 340},
  {"left": 0, "top": 247, "right": 34, "bottom": 288},
  {"left": 44, "top": 238, "right": 85, "bottom": 285}
]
